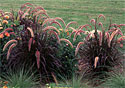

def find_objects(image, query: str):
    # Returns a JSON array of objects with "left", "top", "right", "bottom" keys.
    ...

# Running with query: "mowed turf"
[{"left": 0, "top": 0, "right": 124, "bottom": 25}]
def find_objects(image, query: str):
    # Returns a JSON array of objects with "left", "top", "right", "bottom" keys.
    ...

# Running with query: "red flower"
[{"left": 4, "top": 32, "right": 10, "bottom": 37}]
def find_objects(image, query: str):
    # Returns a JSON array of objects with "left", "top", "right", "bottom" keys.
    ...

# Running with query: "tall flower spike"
[
  {"left": 54, "top": 17, "right": 66, "bottom": 27},
  {"left": 3, "top": 39, "right": 17, "bottom": 51},
  {"left": 33, "top": 10, "right": 46, "bottom": 16},
  {"left": 98, "top": 22, "right": 103, "bottom": 30},
  {"left": 42, "top": 18, "right": 53, "bottom": 27},
  {"left": 80, "top": 24, "right": 91, "bottom": 30},
  {"left": 90, "top": 19, "right": 96, "bottom": 26},
  {"left": 73, "top": 30, "right": 85, "bottom": 41},
  {"left": 108, "top": 30, "right": 119, "bottom": 47},
  {"left": 105, "top": 32, "right": 110, "bottom": 43},
  {"left": 22, "top": 8, "right": 31, "bottom": 18},
  {"left": 30, "top": 6, "right": 46, "bottom": 14},
  {"left": 119, "top": 24, "right": 125, "bottom": 27},
  {"left": 69, "top": 27, "right": 76, "bottom": 31},
  {"left": 98, "top": 14, "right": 105, "bottom": 21},
  {"left": 7, "top": 43, "right": 17, "bottom": 60},
  {"left": 27, "top": 27, "right": 34, "bottom": 37},
  {"left": 75, "top": 42, "right": 84, "bottom": 56},
  {"left": 69, "top": 31, "right": 77, "bottom": 37},
  {"left": 50, "top": 21, "right": 63, "bottom": 29},
  {"left": 94, "top": 56, "right": 99, "bottom": 68},
  {"left": 65, "top": 21, "right": 77, "bottom": 29},
  {"left": 48, "top": 30, "right": 60, "bottom": 43},
  {"left": 59, "top": 38, "right": 73, "bottom": 48},
  {"left": 117, "top": 36, "right": 125, "bottom": 43},
  {"left": 20, "top": 3, "right": 33, "bottom": 10},
  {"left": 43, "top": 26, "right": 60, "bottom": 35}
]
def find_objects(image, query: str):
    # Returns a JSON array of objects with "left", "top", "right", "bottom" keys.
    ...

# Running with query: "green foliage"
[
  {"left": 103, "top": 72, "right": 125, "bottom": 88},
  {"left": 57, "top": 74, "right": 90, "bottom": 88},
  {"left": 0, "top": 67, "right": 39, "bottom": 88}
]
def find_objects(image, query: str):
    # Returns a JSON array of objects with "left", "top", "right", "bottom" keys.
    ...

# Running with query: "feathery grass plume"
[
  {"left": 23, "top": 6, "right": 32, "bottom": 13},
  {"left": 69, "top": 26, "right": 82, "bottom": 37},
  {"left": 30, "top": 6, "right": 46, "bottom": 14},
  {"left": 75, "top": 42, "right": 84, "bottom": 56},
  {"left": 110, "top": 23, "right": 120, "bottom": 28},
  {"left": 59, "top": 38, "right": 73, "bottom": 48},
  {"left": 54, "top": 17, "right": 66, "bottom": 27},
  {"left": 3, "top": 28, "right": 14, "bottom": 33},
  {"left": 90, "top": 19, "right": 96, "bottom": 26},
  {"left": 105, "top": 32, "right": 110, "bottom": 43},
  {"left": 108, "top": 27, "right": 117, "bottom": 32},
  {"left": 27, "top": 27, "right": 34, "bottom": 37},
  {"left": 69, "top": 30, "right": 77, "bottom": 37},
  {"left": 73, "top": 30, "right": 85, "bottom": 41},
  {"left": 33, "top": 10, "right": 45, "bottom": 16},
  {"left": 98, "top": 14, "right": 105, "bottom": 21},
  {"left": 50, "top": 21, "right": 63, "bottom": 29},
  {"left": 94, "top": 57, "right": 99, "bottom": 68},
  {"left": 119, "top": 24, "right": 125, "bottom": 26},
  {"left": 43, "top": 26, "right": 60, "bottom": 34},
  {"left": 98, "top": 22, "right": 103, "bottom": 30},
  {"left": 108, "top": 30, "right": 119, "bottom": 47},
  {"left": 80, "top": 24, "right": 91, "bottom": 30},
  {"left": 35, "top": 50, "right": 40, "bottom": 69},
  {"left": 42, "top": 18, "right": 53, "bottom": 27},
  {"left": 65, "top": 21, "right": 77, "bottom": 29},
  {"left": 69, "top": 27, "right": 77, "bottom": 31},
  {"left": 20, "top": 3, "right": 33, "bottom": 11},
  {"left": 3, "top": 39, "right": 17, "bottom": 51},
  {"left": 9, "top": 32, "right": 16, "bottom": 36},
  {"left": 108, "top": 28, "right": 123, "bottom": 36},
  {"left": 7, "top": 43, "right": 17, "bottom": 60},
  {"left": 117, "top": 36, "right": 125, "bottom": 43},
  {"left": 48, "top": 30, "right": 60, "bottom": 43},
  {"left": 21, "top": 8, "right": 31, "bottom": 18},
  {"left": 33, "top": 12, "right": 49, "bottom": 20},
  {"left": 33, "top": 11, "right": 49, "bottom": 18},
  {"left": 85, "top": 33, "right": 91, "bottom": 41}
]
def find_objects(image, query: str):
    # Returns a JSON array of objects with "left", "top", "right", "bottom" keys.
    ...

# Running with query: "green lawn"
[{"left": 0, "top": 0, "right": 125, "bottom": 26}]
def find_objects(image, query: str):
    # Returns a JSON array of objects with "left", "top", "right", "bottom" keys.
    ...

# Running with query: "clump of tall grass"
[
  {"left": 74, "top": 14, "right": 125, "bottom": 86},
  {"left": 1, "top": 67, "right": 39, "bottom": 88}
]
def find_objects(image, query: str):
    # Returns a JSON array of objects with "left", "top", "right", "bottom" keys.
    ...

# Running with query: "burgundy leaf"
[
  {"left": 28, "top": 38, "right": 33, "bottom": 51},
  {"left": 99, "top": 32, "right": 102, "bottom": 46},
  {"left": 35, "top": 50, "right": 40, "bottom": 69}
]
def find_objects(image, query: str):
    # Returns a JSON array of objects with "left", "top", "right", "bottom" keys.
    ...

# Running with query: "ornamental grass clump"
[
  {"left": 1, "top": 67, "right": 39, "bottom": 88},
  {"left": 74, "top": 14, "right": 125, "bottom": 86},
  {"left": 103, "top": 70, "right": 125, "bottom": 88},
  {"left": 41, "top": 17, "right": 85, "bottom": 80},
  {"left": 2, "top": 3, "right": 79, "bottom": 83}
]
